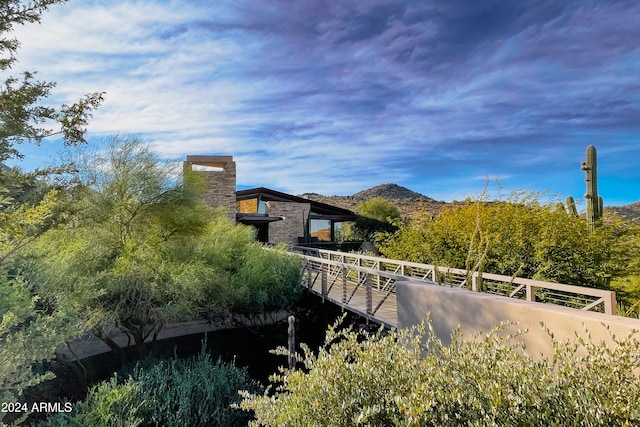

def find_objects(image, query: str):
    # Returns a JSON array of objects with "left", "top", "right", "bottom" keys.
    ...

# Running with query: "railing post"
[
  {"left": 471, "top": 272, "right": 478, "bottom": 292},
  {"left": 341, "top": 266, "right": 348, "bottom": 304},
  {"left": 321, "top": 265, "right": 327, "bottom": 301},
  {"left": 365, "top": 273, "right": 372, "bottom": 315},
  {"left": 605, "top": 291, "right": 617, "bottom": 315},
  {"left": 526, "top": 285, "right": 536, "bottom": 302}
]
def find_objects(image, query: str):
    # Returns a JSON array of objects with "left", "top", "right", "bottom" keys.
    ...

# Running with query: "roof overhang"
[
  {"left": 236, "top": 213, "right": 284, "bottom": 224},
  {"left": 236, "top": 187, "right": 356, "bottom": 220}
]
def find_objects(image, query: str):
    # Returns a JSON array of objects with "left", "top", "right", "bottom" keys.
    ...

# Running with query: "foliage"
[
  {"left": 344, "top": 197, "right": 400, "bottom": 242},
  {"left": 17, "top": 136, "right": 207, "bottom": 357},
  {"left": 20, "top": 136, "right": 303, "bottom": 358},
  {"left": 0, "top": 1, "right": 102, "bottom": 419},
  {"left": 40, "top": 341, "right": 262, "bottom": 427},
  {"left": 230, "top": 244, "right": 303, "bottom": 313},
  {"left": 241, "top": 318, "right": 640, "bottom": 426},
  {"left": 381, "top": 190, "right": 634, "bottom": 288},
  {"left": 0, "top": 274, "right": 80, "bottom": 425},
  {"left": 0, "top": 0, "right": 103, "bottom": 162}
]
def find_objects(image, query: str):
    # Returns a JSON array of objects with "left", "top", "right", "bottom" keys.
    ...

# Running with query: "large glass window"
[
  {"left": 310, "top": 219, "right": 331, "bottom": 241},
  {"left": 333, "top": 222, "right": 343, "bottom": 242},
  {"left": 237, "top": 198, "right": 267, "bottom": 214}
]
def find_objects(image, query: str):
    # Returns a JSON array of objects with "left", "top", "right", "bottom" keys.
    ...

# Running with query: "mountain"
[
  {"left": 607, "top": 201, "right": 640, "bottom": 223},
  {"left": 301, "top": 185, "right": 640, "bottom": 223},
  {"left": 351, "top": 183, "right": 438, "bottom": 202},
  {"left": 299, "top": 183, "right": 444, "bottom": 219}
]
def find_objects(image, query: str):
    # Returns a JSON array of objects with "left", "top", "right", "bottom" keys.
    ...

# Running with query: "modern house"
[{"left": 183, "top": 155, "right": 357, "bottom": 247}]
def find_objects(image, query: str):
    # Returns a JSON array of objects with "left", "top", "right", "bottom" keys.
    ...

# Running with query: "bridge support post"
[
  {"left": 365, "top": 273, "right": 372, "bottom": 315},
  {"left": 288, "top": 315, "right": 296, "bottom": 370}
]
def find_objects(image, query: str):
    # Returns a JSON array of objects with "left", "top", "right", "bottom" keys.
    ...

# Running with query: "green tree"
[
  {"left": 0, "top": 0, "right": 103, "bottom": 163},
  {"left": 344, "top": 197, "right": 400, "bottom": 242},
  {"left": 23, "top": 136, "right": 302, "bottom": 359},
  {"left": 381, "top": 191, "right": 625, "bottom": 289},
  {"left": 22, "top": 136, "right": 222, "bottom": 358},
  {"left": 0, "top": 1, "right": 102, "bottom": 418}
]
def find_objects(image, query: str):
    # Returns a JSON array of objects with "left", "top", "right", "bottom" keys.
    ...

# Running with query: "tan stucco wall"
[
  {"left": 265, "top": 201, "right": 310, "bottom": 245},
  {"left": 397, "top": 281, "right": 640, "bottom": 359}
]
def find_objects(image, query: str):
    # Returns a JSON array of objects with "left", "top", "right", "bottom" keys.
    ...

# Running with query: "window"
[
  {"left": 237, "top": 198, "right": 267, "bottom": 214},
  {"left": 310, "top": 219, "right": 331, "bottom": 241}
]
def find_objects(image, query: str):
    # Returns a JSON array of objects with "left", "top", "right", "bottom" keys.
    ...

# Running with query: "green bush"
[
  {"left": 230, "top": 244, "right": 303, "bottom": 313},
  {"left": 381, "top": 192, "right": 635, "bottom": 289},
  {"left": 241, "top": 318, "right": 640, "bottom": 426},
  {"left": 41, "top": 342, "right": 262, "bottom": 427}
]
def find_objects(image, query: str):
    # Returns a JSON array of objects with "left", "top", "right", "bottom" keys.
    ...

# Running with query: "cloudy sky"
[{"left": 7, "top": 0, "right": 640, "bottom": 205}]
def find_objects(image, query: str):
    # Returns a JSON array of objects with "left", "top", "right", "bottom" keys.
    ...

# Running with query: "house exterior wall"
[
  {"left": 183, "top": 156, "right": 236, "bottom": 220},
  {"left": 265, "top": 201, "right": 310, "bottom": 245}
]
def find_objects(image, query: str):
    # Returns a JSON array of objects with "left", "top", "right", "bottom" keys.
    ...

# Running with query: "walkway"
[{"left": 291, "top": 246, "right": 618, "bottom": 328}]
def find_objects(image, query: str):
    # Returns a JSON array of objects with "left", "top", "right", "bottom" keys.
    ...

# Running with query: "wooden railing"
[{"left": 290, "top": 246, "right": 618, "bottom": 316}]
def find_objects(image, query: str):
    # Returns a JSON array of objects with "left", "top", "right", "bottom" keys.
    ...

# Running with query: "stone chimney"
[{"left": 183, "top": 155, "right": 236, "bottom": 220}]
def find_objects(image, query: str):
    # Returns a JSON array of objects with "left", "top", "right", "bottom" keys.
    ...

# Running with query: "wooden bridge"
[{"left": 289, "top": 246, "right": 618, "bottom": 328}]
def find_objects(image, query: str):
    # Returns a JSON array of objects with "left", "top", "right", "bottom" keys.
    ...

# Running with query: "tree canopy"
[
  {"left": 344, "top": 197, "right": 400, "bottom": 242},
  {"left": 21, "top": 136, "right": 302, "bottom": 358},
  {"left": 0, "top": 1, "right": 103, "bottom": 416},
  {"left": 0, "top": 0, "right": 103, "bottom": 163}
]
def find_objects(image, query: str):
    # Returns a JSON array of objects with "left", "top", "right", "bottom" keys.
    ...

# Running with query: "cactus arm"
[
  {"left": 598, "top": 195, "right": 604, "bottom": 220},
  {"left": 565, "top": 195, "right": 578, "bottom": 216}
]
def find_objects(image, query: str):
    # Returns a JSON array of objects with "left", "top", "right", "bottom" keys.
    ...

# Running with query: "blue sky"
[{"left": 6, "top": 0, "right": 640, "bottom": 205}]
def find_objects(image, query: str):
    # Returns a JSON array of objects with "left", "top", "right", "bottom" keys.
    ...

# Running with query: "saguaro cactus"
[
  {"left": 581, "top": 145, "right": 604, "bottom": 230},
  {"left": 567, "top": 145, "right": 604, "bottom": 230}
]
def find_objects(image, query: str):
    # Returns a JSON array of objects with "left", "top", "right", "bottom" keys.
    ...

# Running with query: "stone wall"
[
  {"left": 183, "top": 155, "right": 236, "bottom": 220},
  {"left": 266, "top": 201, "right": 310, "bottom": 245}
]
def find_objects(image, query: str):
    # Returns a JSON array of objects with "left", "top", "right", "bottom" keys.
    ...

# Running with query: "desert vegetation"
[
  {"left": 2, "top": 2, "right": 640, "bottom": 426},
  {"left": 377, "top": 186, "right": 640, "bottom": 316},
  {"left": 241, "top": 317, "right": 640, "bottom": 426}
]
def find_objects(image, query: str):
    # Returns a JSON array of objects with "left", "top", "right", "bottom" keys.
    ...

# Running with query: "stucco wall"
[
  {"left": 265, "top": 201, "right": 310, "bottom": 245},
  {"left": 397, "top": 281, "right": 640, "bottom": 359}
]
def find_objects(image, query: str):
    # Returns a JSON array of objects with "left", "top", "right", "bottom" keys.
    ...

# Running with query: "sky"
[{"left": 6, "top": 0, "right": 640, "bottom": 205}]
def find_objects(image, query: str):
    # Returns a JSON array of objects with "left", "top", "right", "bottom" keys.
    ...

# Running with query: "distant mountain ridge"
[
  {"left": 300, "top": 184, "right": 640, "bottom": 222},
  {"left": 351, "top": 183, "right": 438, "bottom": 202},
  {"left": 608, "top": 201, "right": 640, "bottom": 223},
  {"left": 299, "top": 183, "right": 444, "bottom": 219},
  {"left": 300, "top": 183, "right": 437, "bottom": 202}
]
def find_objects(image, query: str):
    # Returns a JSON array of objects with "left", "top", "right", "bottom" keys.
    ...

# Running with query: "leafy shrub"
[
  {"left": 241, "top": 318, "right": 640, "bottom": 426},
  {"left": 381, "top": 191, "right": 635, "bottom": 289},
  {"left": 41, "top": 342, "right": 262, "bottom": 427},
  {"left": 230, "top": 244, "right": 303, "bottom": 313}
]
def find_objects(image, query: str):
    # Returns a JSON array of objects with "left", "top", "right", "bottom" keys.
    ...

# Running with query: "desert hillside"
[{"left": 301, "top": 184, "right": 640, "bottom": 223}]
